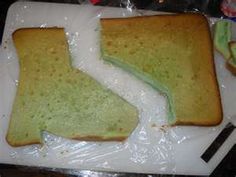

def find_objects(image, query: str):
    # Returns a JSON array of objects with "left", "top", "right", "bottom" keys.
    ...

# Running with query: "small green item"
[
  {"left": 227, "top": 42, "right": 236, "bottom": 75},
  {"left": 214, "top": 20, "right": 232, "bottom": 60},
  {"left": 229, "top": 42, "right": 236, "bottom": 63}
]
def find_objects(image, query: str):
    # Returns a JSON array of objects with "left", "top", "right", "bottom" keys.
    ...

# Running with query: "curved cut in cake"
[
  {"left": 6, "top": 28, "right": 138, "bottom": 147},
  {"left": 100, "top": 14, "right": 222, "bottom": 126}
]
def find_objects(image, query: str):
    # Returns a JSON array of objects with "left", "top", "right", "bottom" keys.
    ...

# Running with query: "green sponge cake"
[
  {"left": 213, "top": 20, "right": 236, "bottom": 75},
  {"left": 227, "top": 42, "right": 236, "bottom": 75},
  {"left": 6, "top": 28, "right": 138, "bottom": 147},
  {"left": 100, "top": 14, "right": 222, "bottom": 126},
  {"left": 214, "top": 20, "right": 231, "bottom": 60}
]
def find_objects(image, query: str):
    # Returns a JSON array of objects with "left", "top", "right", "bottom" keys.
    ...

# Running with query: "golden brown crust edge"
[
  {"left": 12, "top": 27, "right": 65, "bottom": 39},
  {"left": 6, "top": 135, "right": 127, "bottom": 147},
  {"left": 201, "top": 20, "right": 223, "bottom": 126},
  {"left": 174, "top": 14, "right": 223, "bottom": 126},
  {"left": 100, "top": 12, "right": 206, "bottom": 21},
  {"left": 71, "top": 135, "right": 127, "bottom": 141},
  {"left": 201, "top": 13, "right": 223, "bottom": 127},
  {"left": 6, "top": 136, "right": 42, "bottom": 147},
  {"left": 173, "top": 116, "right": 223, "bottom": 127}
]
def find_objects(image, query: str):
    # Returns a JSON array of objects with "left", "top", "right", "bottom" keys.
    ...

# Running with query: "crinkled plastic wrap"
[{"left": 0, "top": 0, "right": 236, "bottom": 175}]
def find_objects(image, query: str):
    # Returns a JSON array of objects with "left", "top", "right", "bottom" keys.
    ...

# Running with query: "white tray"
[{"left": 0, "top": 1, "right": 235, "bottom": 176}]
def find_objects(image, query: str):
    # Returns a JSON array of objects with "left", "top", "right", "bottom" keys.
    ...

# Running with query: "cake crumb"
[
  {"left": 160, "top": 125, "right": 170, "bottom": 133},
  {"left": 151, "top": 123, "right": 157, "bottom": 127}
]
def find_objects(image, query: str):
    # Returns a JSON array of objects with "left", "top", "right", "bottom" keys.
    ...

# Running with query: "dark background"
[{"left": 0, "top": 0, "right": 224, "bottom": 44}]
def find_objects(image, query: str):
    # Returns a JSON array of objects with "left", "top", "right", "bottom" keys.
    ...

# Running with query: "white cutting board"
[{"left": 0, "top": 1, "right": 235, "bottom": 176}]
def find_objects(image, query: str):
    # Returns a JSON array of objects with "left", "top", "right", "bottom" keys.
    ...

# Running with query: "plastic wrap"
[{"left": 0, "top": 1, "right": 236, "bottom": 176}]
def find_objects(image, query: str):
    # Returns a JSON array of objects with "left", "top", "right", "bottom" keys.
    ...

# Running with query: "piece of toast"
[
  {"left": 6, "top": 28, "right": 138, "bottom": 147},
  {"left": 100, "top": 14, "right": 222, "bottom": 126}
]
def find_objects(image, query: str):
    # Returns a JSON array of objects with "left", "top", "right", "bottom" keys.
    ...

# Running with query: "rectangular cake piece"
[{"left": 100, "top": 14, "right": 222, "bottom": 126}]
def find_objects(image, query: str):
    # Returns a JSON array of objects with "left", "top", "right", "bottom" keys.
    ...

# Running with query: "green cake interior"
[
  {"left": 229, "top": 42, "right": 236, "bottom": 63},
  {"left": 6, "top": 28, "right": 138, "bottom": 146},
  {"left": 100, "top": 15, "right": 222, "bottom": 126},
  {"left": 214, "top": 20, "right": 232, "bottom": 60}
]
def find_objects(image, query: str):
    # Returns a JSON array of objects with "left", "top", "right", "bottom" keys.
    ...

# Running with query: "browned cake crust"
[
  {"left": 226, "top": 61, "right": 236, "bottom": 75},
  {"left": 100, "top": 13, "right": 223, "bottom": 126},
  {"left": 6, "top": 28, "right": 138, "bottom": 146}
]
